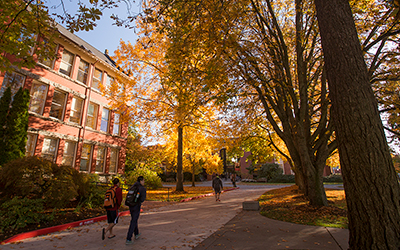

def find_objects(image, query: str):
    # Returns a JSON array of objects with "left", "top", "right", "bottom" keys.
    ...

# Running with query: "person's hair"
[
  {"left": 112, "top": 178, "right": 120, "bottom": 185},
  {"left": 137, "top": 176, "right": 144, "bottom": 182}
]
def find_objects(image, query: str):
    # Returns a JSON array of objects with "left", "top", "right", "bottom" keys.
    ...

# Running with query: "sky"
[{"left": 47, "top": 0, "right": 141, "bottom": 57}]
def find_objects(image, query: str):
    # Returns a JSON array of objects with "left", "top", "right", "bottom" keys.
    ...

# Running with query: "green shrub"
[
  {"left": 269, "top": 174, "right": 296, "bottom": 183},
  {"left": 0, "top": 197, "right": 51, "bottom": 232},
  {"left": 258, "top": 163, "right": 284, "bottom": 182},
  {"left": 0, "top": 156, "right": 79, "bottom": 208},
  {"left": 126, "top": 165, "right": 162, "bottom": 189},
  {"left": 323, "top": 174, "right": 343, "bottom": 183}
]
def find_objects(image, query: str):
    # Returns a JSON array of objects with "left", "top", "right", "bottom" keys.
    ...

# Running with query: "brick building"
[{"left": 0, "top": 23, "right": 129, "bottom": 180}]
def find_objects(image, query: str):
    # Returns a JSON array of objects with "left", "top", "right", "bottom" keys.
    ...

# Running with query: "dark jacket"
[
  {"left": 212, "top": 177, "right": 223, "bottom": 191},
  {"left": 131, "top": 181, "right": 146, "bottom": 204}
]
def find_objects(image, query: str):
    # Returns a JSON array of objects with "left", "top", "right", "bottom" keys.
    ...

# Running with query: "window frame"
[
  {"left": 86, "top": 102, "right": 99, "bottom": 130},
  {"left": 100, "top": 108, "right": 110, "bottom": 133},
  {"left": 49, "top": 89, "right": 67, "bottom": 120},
  {"left": 92, "top": 68, "right": 103, "bottom": 90},
  {"left": 26, "top": 133, "right": 38, "bottom": 156},
  {"left": 109, "top": 148, "right": 119, "bottom": 174},
  {"left": 69, "top": 96, "right": 83, "bottom": 125},
  {"left": 62, "top": 140, "right": 77, "bottom": 167},
  {"left": 28, "top": 82, "right": 48, "bottom": 115},
  {"left": 0, "top": 71, "right": 26, "bottom": 98},
  {"left": 41, "top": 137, "right": 59, "bottom": 163},
  {"left": 59, "top": 49, "right": 74, "bottom": 77},
  {"left": 77, "top": 59, "right": 89, "bottom": 84},
  {"left": 112, "top": 113, "right": 120, "bottom": 135},
  {"left": 95, "top": 146, "right": 106, "bottom": 173},
  {"left": 80, "top": 143, "right": 92, "bottom": 172}
]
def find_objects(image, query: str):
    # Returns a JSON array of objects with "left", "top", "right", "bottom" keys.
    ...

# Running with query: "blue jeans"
[{"left": 126, "top": 204, "right": 141, "bottom": 240}]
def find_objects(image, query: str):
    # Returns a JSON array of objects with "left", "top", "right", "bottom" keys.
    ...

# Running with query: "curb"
[{"left": 1, "top": 187, "right": 240, "bottom": 245}]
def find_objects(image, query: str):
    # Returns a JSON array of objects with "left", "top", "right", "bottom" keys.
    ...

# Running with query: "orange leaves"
[{"left": 259, "top": 185, "right": 348, "bottom": 228}]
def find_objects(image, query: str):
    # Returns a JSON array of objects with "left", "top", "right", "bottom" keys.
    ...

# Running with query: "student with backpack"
[
  {"left": 102, "top": 178, "right": 122, "bottom": 240},
  {"left": 125, "top": 176, "right": 146, "bottom": 245}
]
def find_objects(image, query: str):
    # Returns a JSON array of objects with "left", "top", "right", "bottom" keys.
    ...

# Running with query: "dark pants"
[{"left": 126, "top": 204, "right": 141, "bottom": 241}]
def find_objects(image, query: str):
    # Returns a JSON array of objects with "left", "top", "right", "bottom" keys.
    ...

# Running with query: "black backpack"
[{"left": 125, "top": 185, "right": 140, "bottom": 206}]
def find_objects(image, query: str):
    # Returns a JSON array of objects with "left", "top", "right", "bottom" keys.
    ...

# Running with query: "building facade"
[{"left": 0, "top": 24, "right": 129, "bottom": 180}]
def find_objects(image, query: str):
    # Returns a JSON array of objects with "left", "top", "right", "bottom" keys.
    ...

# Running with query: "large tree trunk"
[
  {"left": 314, "top": 0, "right": 400, "bottom": 248},
  {"left": 176, "top": 125, "right": 184, "bottom": 192}
]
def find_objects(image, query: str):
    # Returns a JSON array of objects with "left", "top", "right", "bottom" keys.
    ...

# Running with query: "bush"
[
  {"left": 258, "top": 163, "right": 283, "bottom": 182},
  {"left": 126, "top": 165, "right": 162, "bottom": 189},
  {"left": 323, "top": 174, "right": 343, "bottom": 183},
  {"left": 0, "top": 156, "right": 79, "bottom": 208},
  {"left": 269, "top": 174, "right": 296, "bottom": 183},
  {"left": 0, "top": 197, "right": 51, "bottom": 233}
]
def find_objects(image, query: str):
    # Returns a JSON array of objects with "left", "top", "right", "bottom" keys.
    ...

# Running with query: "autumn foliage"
[{"left": 259, "top": 186, "right": 348, "bottom": 228}]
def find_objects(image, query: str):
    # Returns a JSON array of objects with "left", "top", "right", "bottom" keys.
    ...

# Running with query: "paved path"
[{"left": 0, "top": 182, "right": 348, "bottom": 250}]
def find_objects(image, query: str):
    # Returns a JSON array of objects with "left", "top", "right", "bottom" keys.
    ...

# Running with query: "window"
[
  {"left": 105, "top": 75, "right": 114, "bottom": 89},
  {"left": 0, "top": 71, "right": 26, "bottom": 97},
  {"left": 113, "top": 113, "right": 120, "bottom": 135},
  {"left": 49, "top": 90, "right": 67, "bottom": 120},
  {"left": 100, "top": 108, "right": 109, "bottom": 132},
  {"left": 59, "top": 49, "right": 74, "bottom": 76},
  {"left": 37, "top": 40, "right": 55, "bottom": 68},
  {"left": 92, "top": 68, "right": 102, "bottom": 90},
  {"left": 41, "top": 137, "right": 58, "bottom": 162},
  {"left": 95, "top": 146, "right": 106, "bottom": 172},
  {"left": 29, "top": 82, "right": 48, "bottom": 114},
  {"left": 80, "top": 144, "right": 92, "bottom": 171},
  {"left": 62, "top": 141, "right": 76, "bottom": 167},
  {"left": 77, "top": 59, "right": 89, "bottom": 84},
  {"left": 26, "top": 133, "right": 37, "bottom": 156},
  {"left": 109, "top": 148, "right": 119, "bottom": 173},
  {"left": 69, "top": 96, "right": 83, "bottom": 125},
  {"left": 86, "top": 102, "right": 98, "bottom": 130}
]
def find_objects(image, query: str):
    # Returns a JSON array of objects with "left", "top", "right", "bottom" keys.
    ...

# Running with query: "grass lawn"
[
  {"left": 258, "top": 185, "right": 348, "bottom": 229},
  {"left": 146, "top": 186, "right": 232, "bottom": 201}
]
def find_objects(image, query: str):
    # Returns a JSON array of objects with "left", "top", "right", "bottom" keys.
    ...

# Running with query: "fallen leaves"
[{"left": 259, "top": 185, "right": 348, "bottom": 228}]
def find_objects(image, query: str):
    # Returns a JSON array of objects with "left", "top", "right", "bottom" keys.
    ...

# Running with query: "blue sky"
[{"left": 48, "top": 0, "right": 140, "bottom": 57}]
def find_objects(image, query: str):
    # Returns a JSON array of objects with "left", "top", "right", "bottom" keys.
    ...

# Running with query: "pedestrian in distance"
[
  {"left": 102, "top": 178, "right": 122, "bottom": 240},
  {"left": 125, "top": 176, "right": 147, "bottom": 245},
  {"left": 231, "top": 173, "right": 237, "bottom": 187},
  {"left": 212, "top": 175, "right": 223, "bottom": 201}
]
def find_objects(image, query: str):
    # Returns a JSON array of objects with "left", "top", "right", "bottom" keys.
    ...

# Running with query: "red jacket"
[{"left": 107, "top": 185, "right": 123, "bottom": 211}]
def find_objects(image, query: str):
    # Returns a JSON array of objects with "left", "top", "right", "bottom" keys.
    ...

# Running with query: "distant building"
[
  {"left": 0, "top": 23, "right": 129, "bottom": 181},
  {"left": 237, "top": 151, "right": 331, "bottom": 178}
]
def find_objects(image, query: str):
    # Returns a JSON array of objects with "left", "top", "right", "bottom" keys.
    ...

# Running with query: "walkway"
[{"left": 0, "top": 182, "right": 348, "bottom": 250}]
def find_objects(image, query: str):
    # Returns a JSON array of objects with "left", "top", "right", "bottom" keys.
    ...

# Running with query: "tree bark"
[
  {"left": 314, "top": 0, "right": 400, "bottom": 248},
  {"left": 176, "top": 125, "right": 184, "bottom": 192}
]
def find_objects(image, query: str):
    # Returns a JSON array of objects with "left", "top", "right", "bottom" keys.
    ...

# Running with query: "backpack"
[
  {"left": 125, "top": 185, "right": 140, "bottom": 207},
  {"left": 104, "top": 186, "right": 117, "bottom": 209}
]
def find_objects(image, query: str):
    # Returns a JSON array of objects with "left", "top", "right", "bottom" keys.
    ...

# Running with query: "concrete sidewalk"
[{"left": 0, "top": 184, "right": 349, "bottom": 250}]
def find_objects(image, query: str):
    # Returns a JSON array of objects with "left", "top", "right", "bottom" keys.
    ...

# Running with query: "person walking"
[
  {"left": 212, "top": 175, "right": 223, "bottom": 201},
  {"left": 102, "top": 178, "right": 122, "bottom": 240},
  {"left": 126, "top": 176, "right": 147, "bottom": 245},
  {"left": 231, "top": 173, "right": 237, "bottom": 187}
]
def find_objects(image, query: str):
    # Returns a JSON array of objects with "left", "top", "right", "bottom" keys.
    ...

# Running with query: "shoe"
[
  {"left": 135, "top": 233, "right": 141, "bottom": 240},
  {"left": 126, "top": 240, "right": 134, "bottom": 245}
]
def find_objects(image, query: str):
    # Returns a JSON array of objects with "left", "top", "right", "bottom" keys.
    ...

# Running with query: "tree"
[
  {"left": 148, "top": 0, "right": 335, "bottom": 206},
  {"left": 112, "top": 3, "right": 227, "bottom": 192},
  {"left": 314, "top": 0, "right": 400, "bottom": 248},
  {"left": 0, "top": 87, "right": 30, "bottom": 166}
]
